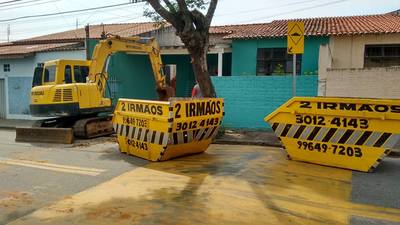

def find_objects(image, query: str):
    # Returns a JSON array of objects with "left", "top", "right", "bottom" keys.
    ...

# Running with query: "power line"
[
  {"left": 214, "top": 0, "right": 324, "bottom": 17},
  {"left": 1, "top": 12, "right": 146, "bottom": 36},
  {"left": 237, "top": 0, "right": 351, "bottom": 23},
  {"left": 0, "top": 0, "right": 44, "bottom": 7},
  {"left": 0, "top": 1, "right": 145, "bottom": 23},
  {"left": 0, "top": 0, "right": 59, "bottom": 11},
  {"left": 1, "top": 2, "right": 142, "bottom": 25},
  {"left": 0, "top": 0, "right": 27, "bottom": 5}
]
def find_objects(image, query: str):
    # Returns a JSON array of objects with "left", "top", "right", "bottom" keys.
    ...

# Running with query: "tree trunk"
[
  {"left": 190, "top": 48, "right": 216, "bottom": 98},
  {"left": 146, "top": 0, "right": 219, "bottom": 98}
]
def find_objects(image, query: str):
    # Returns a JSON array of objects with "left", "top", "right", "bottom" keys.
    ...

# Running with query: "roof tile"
[
  {"left": 0, "top": 42, "right": 82, "bottom": 58},
  {"left": 224, "top": 14, "right": 400, "bottom": 39}
]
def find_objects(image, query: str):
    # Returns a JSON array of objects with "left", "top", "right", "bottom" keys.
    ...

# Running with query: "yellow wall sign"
[{"left": 287, "top": 22, "right": 304, "bottom": 54}]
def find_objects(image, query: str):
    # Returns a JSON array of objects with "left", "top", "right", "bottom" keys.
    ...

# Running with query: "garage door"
[{"left": 0, "top": 79, "right": 5, "bottom": 119}]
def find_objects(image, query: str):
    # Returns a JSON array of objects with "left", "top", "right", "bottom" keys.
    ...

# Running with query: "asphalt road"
[
  {"left": 1, "top": 129, "right": 400, "bottom": 225},
  {"left": 0, "top": 129, "right": 148, "bottom": 225}
]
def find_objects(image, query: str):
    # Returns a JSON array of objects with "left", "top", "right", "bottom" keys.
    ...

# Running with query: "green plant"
[{"left": 272, "top": 64, "right": 285, "bottom": 75}]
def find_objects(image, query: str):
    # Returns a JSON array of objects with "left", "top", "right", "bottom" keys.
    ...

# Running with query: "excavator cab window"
[
  {"left": 65, "top": 65, "right": 72, "bottom": 84},
  {"left": 74, "top": 65, "right": 89, "bottom": 83},
  {"left": 44, "top": 65, "right": 56, "bottom": 83},
  {"left": 32, "top": 66, "right": 43, "bottom": 87}
]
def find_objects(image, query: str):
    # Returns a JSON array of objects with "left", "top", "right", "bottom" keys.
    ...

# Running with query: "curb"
[
  {"left": 0, "top": 126, "right": 17, "bottom": 130},
  {"left": 214, "top": 139, "right": 282, "bottom": 147}
]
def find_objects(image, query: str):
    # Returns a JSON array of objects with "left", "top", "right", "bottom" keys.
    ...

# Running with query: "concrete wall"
[
  {"left": 318, "top": 34, "right": 400, "bottom": 98},
  {"left": 152, "top": 26, "right": 232, "bottom": 47},
  {"left": 212, "top": 75, "right": 318, "bottom": 129},
  {"left": 325, "top": 67, "right": 400, "bottom": 99},
  {"left": 231, "top": 37, "right": 329, "bottom": 76},
  {"left": 0, "top": 50, "right": 85, "bottom": 119}
]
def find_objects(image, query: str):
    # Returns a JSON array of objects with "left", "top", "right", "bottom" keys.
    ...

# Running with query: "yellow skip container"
[
  {"left": 265, "top": 97, "right": 400, "bottom": 172},
  {"left": 112, "top": 98, "right": 224, "bottom": 161}
]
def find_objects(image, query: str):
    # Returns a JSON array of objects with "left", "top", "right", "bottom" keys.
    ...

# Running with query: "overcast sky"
[{"left": 0, "top": 0, "right": 399, "bottom": 42}]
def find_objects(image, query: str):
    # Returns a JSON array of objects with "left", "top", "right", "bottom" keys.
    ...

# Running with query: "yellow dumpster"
[
  {"left": 112, "top": 98, "right": 224, "bottom": 161},
  {"left": 265, "top": 97, "right": 400, "bottom": 172}
]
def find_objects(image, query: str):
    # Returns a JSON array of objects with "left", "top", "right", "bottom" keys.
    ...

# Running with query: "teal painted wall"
[
  {"left": 107, "top": 53, "right": 158, "bottom": 101},
  {"left": 231, "top": 37, "right": 329, "bottom": 76},
  {"left": 88, "top": 39, "right": 230, "bottom": 99},
  {"left": 212, "top": 75, "right": 318, "bottom": 129},
  {"left": 162, "top": 54, "right": 195, "bottom": 97}
]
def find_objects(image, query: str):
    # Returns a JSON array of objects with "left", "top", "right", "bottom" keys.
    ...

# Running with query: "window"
[
  {"left": 65, "top": 65, "right": 72, "bottom": 84},
  {"left": 73, "top": 66, "right": 89, "bottom": 83},
  {"left": 32, "top": 67, "right": 43, "bottom": 87},
  {"left": 256, "top": 48, "right": 302, "bottom": 75},
  {"left": 3, "top": 64, "right": 10, "bottom": 72},
  {"left": 365, "top": 44, "right": 400, "bottom": 68},
  {"left": 43, "top": 65, "right": 56, "bottom": 83}
]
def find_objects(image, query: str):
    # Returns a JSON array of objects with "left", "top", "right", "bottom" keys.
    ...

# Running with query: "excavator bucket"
[
  {"left": 265, "top": 97, "right": 400, "bottom": 172},
  {"left": 112, "top": 97, "right": 224, "bottom": 161},
  {"left": 15, "top": 127, "right": 74, "bottom": 144}
]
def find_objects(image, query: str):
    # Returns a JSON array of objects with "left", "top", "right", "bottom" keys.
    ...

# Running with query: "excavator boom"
[{"left": 89, "top": 35, "right": 173, "bottom": 100}]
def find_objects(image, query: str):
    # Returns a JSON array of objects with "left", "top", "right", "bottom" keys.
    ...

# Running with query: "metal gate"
[{"left": 0, "top": 79, "right": 5, "bottom": 119}]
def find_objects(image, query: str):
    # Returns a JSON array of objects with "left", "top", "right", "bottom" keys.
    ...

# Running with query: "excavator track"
[{"left": 73, "top": 115, "right": 114, "bottom": 138}]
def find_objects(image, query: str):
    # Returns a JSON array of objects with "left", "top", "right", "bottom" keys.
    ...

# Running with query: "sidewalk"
[
  {"left": 0, "top": 119, "right": 36, "bottom": 129},
  {"left": 214, "top": 129, "right": 281, "bottom": 147},
  {"left": 1, "top": 118, "right": 281, "bottom": 146}
]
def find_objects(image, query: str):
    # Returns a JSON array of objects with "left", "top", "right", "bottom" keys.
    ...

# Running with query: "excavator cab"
[
  {"left": 29, "top": 59, "right": 111, "bottom": 117},
  {"left": 32, "top": 60, "right": 90, "bottom": 87}
]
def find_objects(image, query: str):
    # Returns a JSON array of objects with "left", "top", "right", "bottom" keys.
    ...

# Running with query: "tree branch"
[
  {"left": 147, "top": 0, "right": 177, "bottom": 26},
  {"left": 191, "top": 10, "right": 206, "bottom": 30},
  {"left": 176, "top": 0, "right": 190, "bottom": 13},
  {"left": 205, "top": 0, "right": 218, "bottom": 27},
  {"left": 163, "top": 0, "right": 176, "bottom": 13}
]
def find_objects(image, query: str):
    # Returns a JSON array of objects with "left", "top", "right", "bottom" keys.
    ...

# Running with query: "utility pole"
[
  {"left": 85, "top": 24, "right": 90, "bottom": 60},
  {"left": 292, "top": 54, "right": 296, "bottom": 96},
  {"left": 76, "top": 19, "right": 78, "bottom": 30},
  {"left": 7, "top": 24, "right": 10, "bottom": 43}
]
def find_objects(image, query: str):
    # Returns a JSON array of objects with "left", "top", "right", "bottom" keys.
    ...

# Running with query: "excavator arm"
[{"left": 89, "top": 35, "right": 173, "bottom": 100}]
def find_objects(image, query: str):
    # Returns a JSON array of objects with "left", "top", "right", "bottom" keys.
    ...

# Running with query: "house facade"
[
  {"left": 318, "top": 13, "right": 400, "bottom": 98},
  {"left": 212, "top": 12, "right": 400, "bottom": 129},
  {"left": 0, "top": 23, "right": 234, "bottom": 119}
]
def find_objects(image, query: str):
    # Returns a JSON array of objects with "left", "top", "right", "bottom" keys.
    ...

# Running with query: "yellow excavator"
[{"left": 16, "top": 35, "right": 175, "bottom": 143}]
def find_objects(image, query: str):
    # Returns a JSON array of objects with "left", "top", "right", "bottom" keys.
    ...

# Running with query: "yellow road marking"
[{"left": 0, "top": 157, "right": 105, "bottom": 176}]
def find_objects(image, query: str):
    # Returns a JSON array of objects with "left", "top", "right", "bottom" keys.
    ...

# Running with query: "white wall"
[
  {"left": 0, "top": 57, "right": 34, "bottom": 78},
  {"left": 325, "top": 67, "right": 400, "bottom": 99},
  {"left": 0, "top": 50, "right": 85, "bottom": 78},
  {"left": 35, "top": 50, "right": 85, "bottom": 65},
  {"left": 151, "top": 27, "right": 232, "bottom": 48}
]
